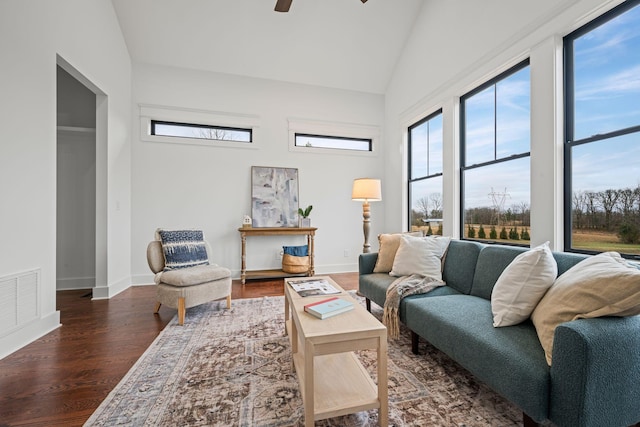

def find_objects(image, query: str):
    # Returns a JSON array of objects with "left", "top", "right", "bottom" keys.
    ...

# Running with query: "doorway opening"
[{"left": 56, "top": 57, "right": 107, "bottom": 300}]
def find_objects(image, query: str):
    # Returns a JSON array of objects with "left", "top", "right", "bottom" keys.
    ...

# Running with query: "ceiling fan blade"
[{"left": 275, "top": 0, "right": 292, "bottom": 12}]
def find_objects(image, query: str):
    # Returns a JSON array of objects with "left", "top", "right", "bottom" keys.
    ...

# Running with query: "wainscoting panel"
[{"left": 0, "top": 269, "right": 40, "bottom": 337}]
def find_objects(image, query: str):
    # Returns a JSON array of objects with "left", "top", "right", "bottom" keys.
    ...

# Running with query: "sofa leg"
[
  {"left": 411, "top": 331, "right": 420, "bottom": 354},
  {"left": 365, "top": 298, "right": 371, "bottom": 312},
  {"left": 226, "top": 294, "right": 232, "bottom": 309},
  {"left": 178, "top": 297, "right": 186, "bottom": 325},
  {"left": 153, "top": 301, "right": 162, "bottom": 314},
  {"left": 523, "top": 412, "right": 539, "bottom": 427}
]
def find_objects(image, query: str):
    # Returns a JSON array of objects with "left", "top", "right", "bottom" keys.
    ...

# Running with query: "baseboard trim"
[{"left": 0, "top": 311, "right": 60, "bottom": 360}]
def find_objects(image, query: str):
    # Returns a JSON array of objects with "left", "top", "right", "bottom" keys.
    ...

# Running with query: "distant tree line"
[
  {"left": 467, "top": 224, "right": 530, "bottom": 241},
  {"left": 573, "top": 186, "right": 640, "bottom": 244},
  {"left": 464, "top": 202, "right": 530, "bottom": 228},
  {"left": 411, "top": 186, "right": 640, "bottom": 245}
]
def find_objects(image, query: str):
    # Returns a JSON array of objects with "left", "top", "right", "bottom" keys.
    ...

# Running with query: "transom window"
[
  {"left": 408, "top": 110, "right": 443, "bottom": 235},
  {"left": 564, "top": 0, "right": 640, "bottom": 258},
  {"left": 151, "top": 120, "right": 252, "bottom": 143},
  {"left": 460, "top": 60, "right": 531, "bottom": 244},
  {"left": 294, "top": 133, "right": 372, "bottom": 151}
]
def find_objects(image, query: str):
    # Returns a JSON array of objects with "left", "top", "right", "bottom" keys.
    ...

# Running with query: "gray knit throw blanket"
[{"left": 382, "top": 274, "right": 445, "bottom": 339}]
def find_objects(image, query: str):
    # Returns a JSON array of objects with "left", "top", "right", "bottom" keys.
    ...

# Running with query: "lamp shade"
[{"left": 352, "top": 178, "right": 382, "bottom": 201}]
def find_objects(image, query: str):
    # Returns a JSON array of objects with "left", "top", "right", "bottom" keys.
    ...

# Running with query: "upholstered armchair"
[{"left": 147, "top": 229, "right": 232, "bottom": 325}]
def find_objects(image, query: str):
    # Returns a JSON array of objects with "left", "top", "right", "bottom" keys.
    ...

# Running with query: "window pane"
[
  {"left": 465, "top": 86, "right": 495, "bottom": 165},
  {"left": 429, "top": 114, "right": 443, "bottom": 175},
  {"left": 496, "top": 67, "right": 531, "bottom": 157},
  {"left": 410, "top": 121, "right": 428, "bottom": 179},
  {"left": 571, "top": 132, "right": 640, "bottom": 255},
  {"left": 410, "top": 113, "right": 443, "bottom": 179},
  {"left": 409, "top": 177, "right": 443, "bottom": 234},
  {"left": 463, "top": 157, "right": 531, "bottom": 242},
  {"left": 294, "top": 134, "right": 371, "bottom": 151},
  {"left": 152, "top": 121, "right": 251, "bottom": 142},
  {"left": 573, "top": 4, "right": 640, "bottom": 140}
]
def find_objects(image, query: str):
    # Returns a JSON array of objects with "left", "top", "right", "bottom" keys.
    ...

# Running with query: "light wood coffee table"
[{"left": 284, "top": 276, "right": 388, "bottom": 426}]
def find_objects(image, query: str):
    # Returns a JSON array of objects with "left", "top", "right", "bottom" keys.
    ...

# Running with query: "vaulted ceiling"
[{"left": 111, "top": 0, "right": 425, "bottom": 94}]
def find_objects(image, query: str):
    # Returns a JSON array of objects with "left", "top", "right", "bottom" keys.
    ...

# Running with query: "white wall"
[
  {"left": 0, "top": 0, "right": 131, "bottom": 358},
  {"left": 56, "top": 128, "right": 96, "bottom": 290},
  {"left": 130, "top": 64, "right": 385, "bottom": 284},
  {"left": 56, "top": 68, "right": 97, "bottom": 291},
  {"left": 384, "top": 0, "right": 625, "bottom": 250}
]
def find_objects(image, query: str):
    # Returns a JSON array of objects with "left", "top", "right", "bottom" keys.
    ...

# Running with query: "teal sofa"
[{"left": 359, "top": 239, "right": 640, "bottom": 427}]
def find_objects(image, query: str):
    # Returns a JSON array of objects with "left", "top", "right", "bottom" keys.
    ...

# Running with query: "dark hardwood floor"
[{"left": 0, "top": 273, "right": 357, "bottom": 427}]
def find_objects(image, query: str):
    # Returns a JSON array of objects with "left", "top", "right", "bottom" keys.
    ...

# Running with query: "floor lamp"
[{"left": 352, "top": 178, "right": 382, "bottom": 253}]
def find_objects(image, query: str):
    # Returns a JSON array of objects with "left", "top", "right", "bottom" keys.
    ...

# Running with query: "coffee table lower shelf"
[
  {"left": 283, "top": 276, "right": 387, "bottom": 426},
  {"left": 292, "top": 351, "right": 380, "bottom": 419}
]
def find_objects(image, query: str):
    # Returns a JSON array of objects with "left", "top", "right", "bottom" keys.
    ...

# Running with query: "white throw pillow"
[
  {"left": 491, "top": 242, "right": 557, "bottom": 327},
  {"left": 389, "top": 235, "right": 451, "bottom": 280}
]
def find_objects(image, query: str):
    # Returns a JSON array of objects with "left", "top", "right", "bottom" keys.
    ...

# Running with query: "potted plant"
[{"left": 298, "top": 205, "right": 312, "bottom": 227}]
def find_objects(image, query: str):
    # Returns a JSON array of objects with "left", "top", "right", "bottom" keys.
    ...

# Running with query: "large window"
[
  {"left": 408, "top": 110, "right": 443, "bottom": 235},
  {"left": 461, "top": 61, "right": 531, "bottom": 244},
  {"left": 564, "top": 0, "right": 640, "bottom": 257}
]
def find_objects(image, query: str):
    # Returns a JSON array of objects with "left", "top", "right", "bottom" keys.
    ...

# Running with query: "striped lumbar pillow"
[{"left": 158, "top": 229, "right": 209, "bottom": 270}]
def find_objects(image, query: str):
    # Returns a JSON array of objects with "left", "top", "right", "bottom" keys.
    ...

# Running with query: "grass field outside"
[
  {"left": 572, "top": 230, "right": 640, "bottom": 255},
  {"left": 413, "top": 225, "right": 640, "bottom": 255}
]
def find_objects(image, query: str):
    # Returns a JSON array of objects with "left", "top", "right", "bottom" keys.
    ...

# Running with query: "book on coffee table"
[
  {"left": 288, "top": 279, "right": 341, "bottom": 297},
  {"left": 304, "top": 297, "right": 354, "bottom": 319}
]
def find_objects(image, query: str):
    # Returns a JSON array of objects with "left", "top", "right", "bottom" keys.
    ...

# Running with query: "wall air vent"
[{"left": 0, "top": 269, "right": 40, "bottom": 337}]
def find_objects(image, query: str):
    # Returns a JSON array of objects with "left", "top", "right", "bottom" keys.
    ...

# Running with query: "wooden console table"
[{"left": 238, "top": 227, "right": 317, "bottom": 284}]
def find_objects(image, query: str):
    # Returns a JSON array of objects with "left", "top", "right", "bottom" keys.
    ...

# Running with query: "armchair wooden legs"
[
  {"left": 154, "top": 294, "right": 231, "bottom": 326},
  {"left": 177, "top": 297, "right": 186, "bottom": 325}
]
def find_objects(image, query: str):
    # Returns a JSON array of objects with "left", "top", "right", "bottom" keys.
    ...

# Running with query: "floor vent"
[{"left": 0, "top": 269, "right": 40, "bottom": 337}]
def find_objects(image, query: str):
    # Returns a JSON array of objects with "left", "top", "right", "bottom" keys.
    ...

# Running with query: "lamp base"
[{"left": 361, "top": 201, "right": 371, "bottom": 253}]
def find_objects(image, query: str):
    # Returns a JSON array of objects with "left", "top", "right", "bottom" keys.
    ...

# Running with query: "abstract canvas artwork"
[{"left": 251, "top": 166, "right": 299, "bottom": 227}]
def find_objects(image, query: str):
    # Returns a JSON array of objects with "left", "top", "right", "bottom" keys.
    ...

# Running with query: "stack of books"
[{"left": 303, "top": 297, "right": 354, "bottom": 319}]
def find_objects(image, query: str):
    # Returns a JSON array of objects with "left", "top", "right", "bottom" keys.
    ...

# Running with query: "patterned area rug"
[{"left": 84, "top": 295, "right": 523, "bottom": 426}]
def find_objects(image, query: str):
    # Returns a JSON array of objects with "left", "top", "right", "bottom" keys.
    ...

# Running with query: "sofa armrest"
[
  {"left": 358, "top": 252, "right": 378, "bottom": 275},
  {"left": 550, "top": 316, "right": 640, "bottom": 427}
]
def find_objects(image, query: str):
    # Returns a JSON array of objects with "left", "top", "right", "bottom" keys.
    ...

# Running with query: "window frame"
[
  {"left": 294, "top": 133, "right": 372, "bottom": 152},
  {"left": 563, "top": 0, "right": 640, "bottom": 259},
  {"left": 407, "top": 109, "right": 444, "bottom": 232},
  {"left": 287, "top": 118, "right": 380, "bottom": 156},
  {"left": 140, "top": 104, "right": 260, "bottom": 150},
  {"left": 459, "top": 59, "right": 531, "bottom": 245},
  {"left": 150, "top": 119, "right": 253, "bottom": 143}
]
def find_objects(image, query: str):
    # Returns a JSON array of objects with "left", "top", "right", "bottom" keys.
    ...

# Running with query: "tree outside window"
[
  {"left": 461, "top": 61, "right": 531, "bottom": 244},
  {"left": 408, "top": 111, "right": 443, "bottom": 235},
  {"left": 564, "top": 0, "right": 640, "bottom": 257}
]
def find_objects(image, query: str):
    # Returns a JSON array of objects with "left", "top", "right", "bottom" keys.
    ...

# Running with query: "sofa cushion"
[
  {"left": 552, "top": 251, "right": 588, "bottom": 276},
  {"left": 373, "top": 231, "right": 423, "bottom": 273},
  {"left": 390, "top": 235, "right": 451, "bottom": 279},
  {"left": 470, "top": 245, "right": 528, "bottom": 300},
  {"left": 158, "top": 264, "right": 231, "bottom": 287},
  {"left": 404, "top": 295, "right": 550, "bottom": 422},
  {"left": 442, "top": 240, "right": 484, "bottom": 294},
  {"left": 358, "top": 270, "right": 461, "bottom": 321},
  {"left": 491, "top": 242, "right": 558, "bottom": 327},
  {"left": 532, "top": 251, "right": 640, "bottom": 365},
  {"left": 158, "top": 229, "right": 209, "bottom": 270}
]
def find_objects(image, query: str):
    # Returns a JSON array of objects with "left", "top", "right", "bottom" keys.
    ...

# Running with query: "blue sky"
[
  {"left": 572, "top": 3, "right": 640, "bottom": 193},
  {"left": 411, "top": 3, "right": 640, "bottom": 212}
]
